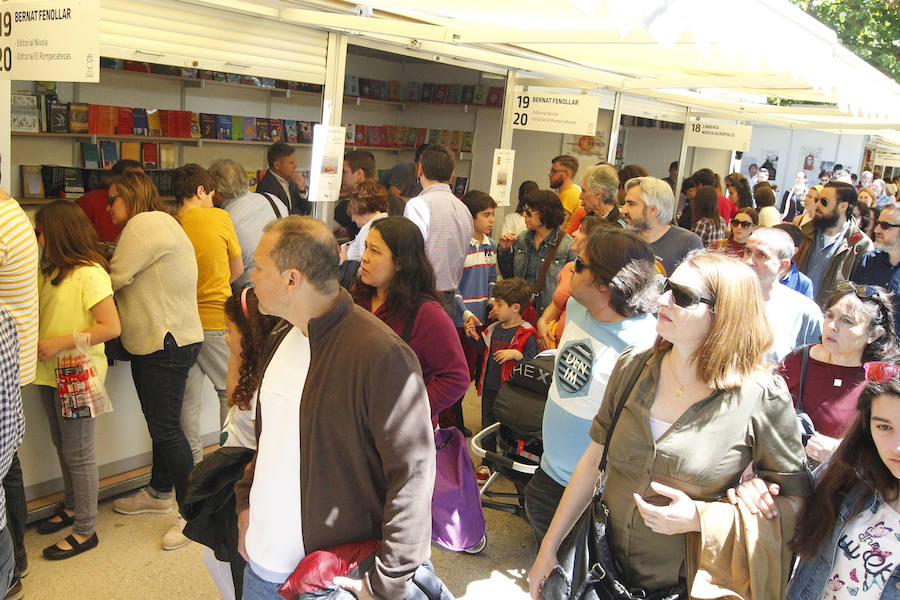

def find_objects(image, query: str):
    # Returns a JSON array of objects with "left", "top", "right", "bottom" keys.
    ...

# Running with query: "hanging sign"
[
  {"left": 512, "top": 88, "right": 600, "bottom": 136},
  {"left": 684, "top": 121, "right": 752, "bottom": 152},
  {"left": 308, "top": 124, "right": 345, "bottom": 203},
  {"left": 489, "top": 148, "right": 515, "bottom": 207},
  {"left": 0, "top": 0, "right": 99, "bottom": 81}
]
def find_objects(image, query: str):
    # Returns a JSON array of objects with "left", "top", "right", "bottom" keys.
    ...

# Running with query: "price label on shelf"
[
  {"left": 684, "top": 121, "right": 753, "bottom": 152},
  {"left": 0, "top": 0, "right": 99, "bottom": 81},
  {"left": 511, "top": 89, "right": 600, "bottom": 136}
]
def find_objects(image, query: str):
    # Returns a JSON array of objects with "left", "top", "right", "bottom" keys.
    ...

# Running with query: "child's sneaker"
[{"left": 475, "top": 465, "right": 492, "bottom": 485}]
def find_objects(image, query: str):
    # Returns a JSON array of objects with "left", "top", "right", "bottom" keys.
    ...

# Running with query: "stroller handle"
[{"left": 470, "top": 422, "right": 538, "bottom": 475}]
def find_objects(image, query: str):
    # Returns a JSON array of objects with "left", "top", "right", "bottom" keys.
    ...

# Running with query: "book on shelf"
[
  {"left": 21, "top": 165, "right": 44, "bottom": 199},
  {"left": 199, "top": 113, "right": 217, "bottom": 139},
  {"left": 116, "top": 107, "right": 132, "bottom": 135},
  {"left": 376, "top": 80, "right": 389, "bottom": 100},
  {"left": 472, "top": 85, "right": 487, "bottom": 105},
  {"left": 11, "top": 94, "right": 39, "bottom": 132},
  {"left": 49, "top": 102, "right": 69, "bottom": 133},
  {"left": 88, "top": 103, "right": 98, "bottom": 134},
  {"left": 159, "top": 143, "right": 176, "bottom": 169},
  {"left": 448, "top": 130, "right": 462, "bottom": 152},
  {"left": 460, "top": 131, "right": 474, "bottom": 153},
  {"left": 426, "top": 129, "right": 441, "bottom": 145},
  {"left": 415, "top": 128, "right": 428, "bottom": 147},
  {"left": 69, "top": 103, "right": 90, "bottom": 133},
  {"left": 246, "top": 170, "right": 259, "bottom": 192},
  {"left": 100, "top": 141, "right": 119, "bottom": 168},
  {"left": 397, "top": 126, "right": 408, "bottom": 147},
  {"left": 256, "top": 117, "right": 271, "bottom": 142},
  {"left": 344, "top": 75, "right": 359, "bottom": 96},
  {"left": 231, "top": 116, "right": 243, "bottom": 141},
  {"left": 216, "top": 115, "right": 232, "bottom": 140},
  {"left": 299, "top": 121, "right": 312, "bottom": 144},
  {"left": 354, "top": 125, "right": 366, "bottom": 146},
  {"left": 358, "top": 78, "right": 371, "bottom": 98},
  {"left": 385, "top": 125, "right": 398, "bottom": 147},
  {"left": 284, "top": 120, "right": 298, "bottom": 143},
  {"left": 438, "top": 129, "right": 452, "bottom": 148},
  {"left": 242, "top": 116, "right": 257, "bottom": 141},
  {"left": 157, "top": 109, "right": 171, "bottom": 136},
  {"left": 146, "top": 109, "right": 162, "bottom": 136},
  {"left": 35, "top": 81, "right": 57, "bottom": 95},
  {"left": 452, "top": 176, "right": 468, "bottom": 198},
  {"left": 365, "top": 126, "right": 379, "bottom": 147},
  {"left": 433, "top": 84, "right": 448, "bottom": 104},
  {"left": 269, "top": 119, "right": 284, "bottom": 143},
  {"left": 40, "top": 165, "right": 65, "bottom": 198},
  {"left": 131, "top": 107, "right": 149, "bottom": 135},
  {"left": 98, "top": 105, "right": 117, "bottom": 135},
  {"left": 388, "top": 80, "right": 402, "bottom": 101},
  {"left": 64, "top": 167, "right": 86, "bottom": 195},
  {"left": 461, "top": 85, "right": 475, "bottom": 104},
  {"left": 405, "top": 127, "right": 419, "bottom": 147},
  {"left": 486, "top": 87, "right": 505, "bottom": 107},
  {"left": 141, "top": 142, "right": 159, "bottom": 169},
  {"left": 120, "top": 141, "right": 141, "bottom": 162},
  {"left": 344, "top": 124, "right": 355, "bottom": 145},
  {"left": 420, "top": 83, "right": 434, "bottom": 102},
  {"left": 406, "top": 81, "right": 422, "bottom": 102},
  {"left": 446, "top": 84, "right": 462, "bottom": 104},
  {"left": 81, "top": 142, "right": 101, "bottom": 169}
]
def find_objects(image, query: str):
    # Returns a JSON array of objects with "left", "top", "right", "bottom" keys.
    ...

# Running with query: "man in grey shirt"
[
  {"left": 621, "top": 176, "right": 703, "bottom": 277},
  {"left": 209, "top": 159, "right": 288, "bottom": 290}
]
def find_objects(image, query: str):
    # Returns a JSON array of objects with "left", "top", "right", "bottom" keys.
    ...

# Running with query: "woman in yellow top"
[
  {"left": 33, "top": 201, "right": 121, "bottom": 560},
  {"left": 529, "top": 251, "right": 810, "bottom": 599}
]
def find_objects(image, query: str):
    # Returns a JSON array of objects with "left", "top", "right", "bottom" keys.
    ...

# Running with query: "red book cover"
[
  {"left": 366, "top": 126, "right": 379, "bottom": 147},
  {"left": 486, "top": 86, "right": 505, "bottom": 107},
  {"left": 158, "top": 109, "right": 170, "bottom": 137},
  {"left": 438, "top": 129, "right": 452, "bottom": 148},
  {"left": 415, "top": 128, "right": 427, "bottom": 147},
  {"left": 256, "top": 117, "right": 271, "bottom": 142},
  {"left": 141, "top": 142, "right": 159, "bottom": 169},
  {"left": 98, "top": 106, "right": 117, "bottom": 135},
  {"left": 88, "top": 104, "right": 99, "bottom": 134},
  {"left": 448, "top": 130, "right": 462, "bottom": 152},
  {"left": 433, "top": 84, "right": 448, "bottom": 103},
  {"left": 385, "top": 125, "right": 398, "bottom": 147},
  {"left": 396, "top": 126, "right": 408, "bottom": 147},
  {"left": 269, "top": 119, "right": 284, "bottom": 142},
  {"left": 355, "top": 125, "right": 366, "bottom": 146},
  {"left": 116, "top": 107, "right": 132, "bottom": 135}
]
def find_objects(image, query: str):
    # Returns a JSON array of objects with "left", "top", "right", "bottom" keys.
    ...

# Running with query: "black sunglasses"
[
  {"left": 875, "top": 220, "right": 900, "bottom": 230},
  {"left": 523, "top": 208, "right": 535, "bottom": 217},
  {"left": 836, "top": 281, "right": 880, "bottom": 300},
  {"left": 660, "top": 279, "right": 715, "bottom": 309},
  {"left": 730, "top": 218, "right": 753, "bottom": 228},
  {"left": 107, "top": 193, "right": 120, "bottom": 206},
  {"left": 573, "top": 256, "right": 589, "bottom": 273},
  {"left": 814, "top": 196, "right": 829, "bottom": 207}
]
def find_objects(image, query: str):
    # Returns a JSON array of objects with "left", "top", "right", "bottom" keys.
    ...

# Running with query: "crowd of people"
[{"left": 2, "top": 140, "right": 900, "bottom": 600}]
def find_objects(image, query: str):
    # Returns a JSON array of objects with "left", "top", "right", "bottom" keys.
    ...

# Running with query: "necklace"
[
  {"left": 667, "top": 353, "right": 690, "bottom": 397},
  {"left": 825, "top": 353, "right": 843, "bottom": 387}
]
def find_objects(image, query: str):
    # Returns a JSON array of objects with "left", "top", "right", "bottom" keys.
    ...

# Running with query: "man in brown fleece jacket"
[{"left": 234, "top": 216, "right": 435, "bottom": 600}]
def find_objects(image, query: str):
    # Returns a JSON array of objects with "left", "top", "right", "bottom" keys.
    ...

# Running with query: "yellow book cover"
[{"left": 120, "top": 141, "right": 141, "bottom": 162}]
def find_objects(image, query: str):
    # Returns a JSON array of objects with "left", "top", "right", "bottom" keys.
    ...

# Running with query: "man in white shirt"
[
  {"left": 743, "top": 228, "right": 823, "bottom": 362},
  {"left": 403, "top": 145, "right": 473, "bottom": 317}
]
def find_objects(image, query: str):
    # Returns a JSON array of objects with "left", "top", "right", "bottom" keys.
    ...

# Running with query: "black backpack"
[{"left": 493, "top": 353, "right": 555, "bottom": 439}]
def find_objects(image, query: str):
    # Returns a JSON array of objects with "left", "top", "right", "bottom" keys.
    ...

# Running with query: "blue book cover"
[
  {"left": 131, "top": 108, "right": 148, "bottom": 135},
  {"left": 216, "top": 114, "right": 232, "bottom": 140},
  {"left": 99, "top": 141, "right": 118, "bottom": 169}
]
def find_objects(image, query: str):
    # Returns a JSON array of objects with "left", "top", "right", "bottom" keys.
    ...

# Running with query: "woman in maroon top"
[
  {"left": 713, "top": 207, "right": 758, "bottom": 258},
  {"left": 351, "top": 216, "right": 470, "bottom": 426},
  {"left": 780, "top": 283, "right": 898, "bottom": 464}
]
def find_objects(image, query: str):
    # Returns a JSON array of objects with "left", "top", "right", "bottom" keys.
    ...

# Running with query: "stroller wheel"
[{"left": 463, "top": 534, "right": 487, "bottom": 554}]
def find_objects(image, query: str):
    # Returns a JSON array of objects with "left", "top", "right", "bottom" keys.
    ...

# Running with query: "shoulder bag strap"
[
  {"left": 598, "top": 349, "right": 653, "bottom": 474},
  {"left": 531, "top": 229, "right": 566, "bottom": 295},
  {"left": 797, "top": 344, "right": 811, "bottom": 414},
  {"left": 262, "top": 192, "right": 284, "bottom": 219}
]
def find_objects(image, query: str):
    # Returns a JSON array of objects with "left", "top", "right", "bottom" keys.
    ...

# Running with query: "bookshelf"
[{"left": 12, "top": 131, "right": 313, "bottom": 148}]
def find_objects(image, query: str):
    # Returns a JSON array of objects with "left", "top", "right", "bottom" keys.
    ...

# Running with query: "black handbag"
[{"left": 541, "top": 350, "right": 686, "bottom": 600}]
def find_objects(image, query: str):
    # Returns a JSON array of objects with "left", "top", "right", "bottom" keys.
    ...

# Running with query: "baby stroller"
[{"left": 471, "top": 350, "right": 555, "bottom": 518}]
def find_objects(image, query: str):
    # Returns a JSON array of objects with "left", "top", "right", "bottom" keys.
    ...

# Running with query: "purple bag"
[{"left": 431, "top": 427, "right": 486, "bottom": 552}]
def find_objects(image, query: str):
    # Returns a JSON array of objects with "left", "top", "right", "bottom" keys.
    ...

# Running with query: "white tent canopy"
[{"left": 179, "top": 0, "right": 900, "bottom": 133}]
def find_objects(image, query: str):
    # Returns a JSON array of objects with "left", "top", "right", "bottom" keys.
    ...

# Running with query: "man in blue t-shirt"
[{"left": 523, "top": 229, "right": 659, "bottom": 545}]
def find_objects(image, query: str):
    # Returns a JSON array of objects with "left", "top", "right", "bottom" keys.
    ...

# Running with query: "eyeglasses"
[
  {"left": 107, "top": 193, "right": 121, "bottom": 206},
  {"left": 864, "top": 361, "right": 900, "bottom": 382},
  {"left": 660, "top": 279, "right": 715, "bottom": 309},
  {"left": 875, "top": 220, "right": 900, "bottom": 230},
  {"left": 836, "top": 281, "right": 880, "bottom": 300},
  {"left": 549, "top": 168, "right": 567, "bottom": 174},
  {"left": 730, "top": 219, "right": 753, "bottom": 228},
  {"left": 573, "top": 256, "right": 589, "bottom": 273},
  {"left": 814, "top": 196, "right": 829, "bottom": 207},
  {"left": 523, "top": 208, "right": 534, "bottom": 217}
]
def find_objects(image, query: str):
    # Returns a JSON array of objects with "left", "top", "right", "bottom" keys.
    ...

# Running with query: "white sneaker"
[
  {"left": 162, "top": 516, "right": 190, "bottom": 551},
  {"left": 113, "top": 488, "right": 172, "bottom": 515}
]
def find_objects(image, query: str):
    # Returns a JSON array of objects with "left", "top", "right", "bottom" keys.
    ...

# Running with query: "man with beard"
[
  {"left": 548, "top": 155, "right": 581, "bottom": 230},
  {"left": 620, "top": 176, "right": 702, "bottom": 277},
  {"left": 852, "top": 202, "right": 900, "bottom": 333},
  {"left": 796, "top": 181, "right": 873, "bottom": 307}
]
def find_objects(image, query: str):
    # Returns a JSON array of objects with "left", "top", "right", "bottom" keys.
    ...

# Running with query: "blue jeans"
[
  {"left": 242, "top": 564, "right": 285, "bottom": 600},
  {"left": 0, "top": 526, "right": 14, "bottom": 592},
  {"left": 130, "top": 333, "right": 200, "bottom": 510}
]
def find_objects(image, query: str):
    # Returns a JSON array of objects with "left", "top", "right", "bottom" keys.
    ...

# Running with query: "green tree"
[{"left": 790, "top": 0, "right": 900, "bottom": 82}]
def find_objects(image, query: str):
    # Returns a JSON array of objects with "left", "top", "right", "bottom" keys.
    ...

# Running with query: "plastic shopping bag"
[{"left": 55, "top": 333, "right": 113, "bottom": 419}]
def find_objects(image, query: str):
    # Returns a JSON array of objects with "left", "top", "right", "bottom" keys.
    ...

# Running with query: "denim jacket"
[
  {"left": 497, "top": 227, "right": 576, "bottom": 314},
  {"left": 785, "top": 484, "right": 900, "bottom": 600}
]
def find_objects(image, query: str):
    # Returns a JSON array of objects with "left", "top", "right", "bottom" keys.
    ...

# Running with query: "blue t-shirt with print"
[{"left": 540, "top": 298, "right": 658, "bottom": 486}]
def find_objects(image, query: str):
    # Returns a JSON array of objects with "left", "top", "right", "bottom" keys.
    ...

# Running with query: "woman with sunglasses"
[
  {"left": 780, "top": 283, "right": 899, "bottom": 466},
  {"left": 32, "top": 201, "right": 121, "bottom": 560},
  {"left": 690, "top": 187, "right": 727, "bottom": 247},
  {"left": 529, "top": 251, "right": 810, "bottom": 599},
  {"left": 713, "top": 207, "right": 759, "bottom": 258},
  {"left": 793, "top": 184, "right": 824, "bottom": 228},
  {"left": 786, "top": 365, "right": 900, "bottom": 600},
  {"left": 105, "top": 170, "right": 204, "bottom": 549},
  {"left": 498, "top": 190, "right": 577, "bottom": 317}
]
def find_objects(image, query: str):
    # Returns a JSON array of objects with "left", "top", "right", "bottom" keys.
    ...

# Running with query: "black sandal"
[
  {"left": 42, "top": 533, "right": 98, "bottom": 560},
  {"left": 37, "top": 510, "right": 74, "bottom": 535}
]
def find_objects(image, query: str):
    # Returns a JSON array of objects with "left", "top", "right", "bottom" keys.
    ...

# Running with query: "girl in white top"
[
  {"left": 33, "top": 201, "right": 121, "bottom": 559},
  {"left": 203, "top": 286, "right": 278, "bottom": 599}
]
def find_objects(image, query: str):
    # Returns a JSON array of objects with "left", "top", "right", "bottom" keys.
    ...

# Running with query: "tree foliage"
[{"left": 789, "top": 0, "right": 900, "bottom": 82}]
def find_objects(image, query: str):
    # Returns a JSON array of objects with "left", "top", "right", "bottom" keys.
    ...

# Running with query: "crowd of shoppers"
[{"left": 6, "top": 142, "right": 900, "bottom": 600}]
